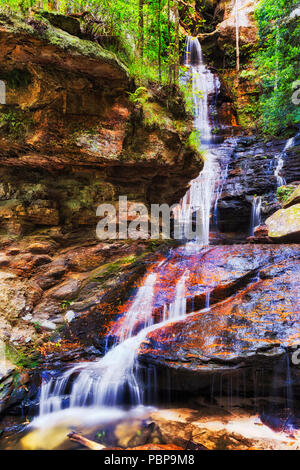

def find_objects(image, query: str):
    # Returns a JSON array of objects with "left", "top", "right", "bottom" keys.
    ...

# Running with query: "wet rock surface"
[
  {"left": 216, "top": 136, "right": 300, "bottom": 234},
  {"left": 139, "top": 244, "right": 300, "bottom": 395},
  {"left": 150, "top": 407, "right": 300, "bottom": 450},
  {"left": 0, "top": 230, "right": 166, "bottom": 355},
  {"left": 266, "top": 204, "right": 300, "bottom": 243}
]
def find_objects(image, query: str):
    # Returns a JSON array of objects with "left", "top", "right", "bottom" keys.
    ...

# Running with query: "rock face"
[
  {"left": 283, "top": 134, "right": 300, "bottom": 184},
  {"left": 139, "top": 244, "right": 300, "bottom": 396},
  {"left": 216, "top": 137, "right": 299, "bottom": 234},
  {"left": 189, "top": 0, "right": 258, "bottom": 67},
  {"left": 0, "top": 12, "right": 201, "bottom": 353},
  {"left": 151, "top": 408, "right": 300, "bottom": 450},
  {"left": 0, "top": 11, "right": 201, "bottom": 241},
  {"left": 216, "top": 0, "right": 258, "bottom": 50}
]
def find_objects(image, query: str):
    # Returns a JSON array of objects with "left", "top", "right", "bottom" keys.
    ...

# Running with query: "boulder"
[
  {"left": 150, "top": 408, "right": 300, "bottom": 450},
  {"left": 39, "top": 11, "right": 81, "bottom": 37},
  {"left": 266, "top": 204, "right": 300, "bottom": 242},
  {"left": 49, "top": 279, "right": 82, "bottom": 301}
]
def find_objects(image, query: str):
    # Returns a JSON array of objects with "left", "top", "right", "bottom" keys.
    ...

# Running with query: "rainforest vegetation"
[
  {"left": 255, "top": 0, "right": 300, "bottom": 134},
  {"left": 0, "top": 0, "right": 299, "bottom": 136}
]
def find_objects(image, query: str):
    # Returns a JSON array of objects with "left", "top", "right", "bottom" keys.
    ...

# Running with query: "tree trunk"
[
  {"left": 138, "top": 0, "right": 144, "bottom": 60},
  {"left": 158, "top": 0, "right": 162, "bottom": 82},
  {"left": 173, "top": 0, "right": 180, "bottom": 84},
  {"left": 235, "top": 0, "right": 240, "bottom": 75},
  {"left": 68, "top": 432, "right": 106, "bottom": 450},
  {"left": 168, "top": 0, "right": 173, "bottom": 86}
]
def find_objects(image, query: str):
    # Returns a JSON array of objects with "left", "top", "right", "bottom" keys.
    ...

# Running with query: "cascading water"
[
  {"left": 36, "top": 37, "right": 223, "bottom": 426},
  {"left": 173, "top": 37, "right": 221, "bottom": 244},
  {"left": 250, "top": 195, "right": 262, "bottom": 236},
  {"left": 39, "top": 270, "right": 188, "bottom": 415},
  {"left": 274, "top": 137, "right": 294, "bottom": 187}
]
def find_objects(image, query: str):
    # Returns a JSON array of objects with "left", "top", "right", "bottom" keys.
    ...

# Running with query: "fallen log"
[{"left": 68, "top": 432, "right": 106, "bottom": 450}]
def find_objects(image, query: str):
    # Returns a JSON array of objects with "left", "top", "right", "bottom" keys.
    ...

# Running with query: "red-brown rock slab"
[{"left": 137, "top": 249, "right": 300, "bottom": 393}]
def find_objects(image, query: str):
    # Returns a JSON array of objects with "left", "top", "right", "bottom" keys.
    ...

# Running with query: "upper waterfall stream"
[{"left": 36, "top": 37, "right": 234, "bottom": 427}]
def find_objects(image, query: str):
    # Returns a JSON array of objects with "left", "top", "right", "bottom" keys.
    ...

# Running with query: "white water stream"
[
  {"left": 274, "top": 137, "right": 294, "bottom": 187},
  {"left": 250, "top": 195, "right": 262, "bottom": 236},
  {"left": 173, "top": 37, "right": 221, "bottom": 244},
  {"left": 36, "top": 37, "right": 223, "bottom": 427}
]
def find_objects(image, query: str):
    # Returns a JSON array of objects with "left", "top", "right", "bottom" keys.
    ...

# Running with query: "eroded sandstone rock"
[
  {"left": 150, "top": 408, "right": 300, "bottom": 450},
  {"left": 266, "top": 204, "right": 300, "bottom": 243},
  {"left": 139, "top": 247, "right": 300, "bottom": 395}
]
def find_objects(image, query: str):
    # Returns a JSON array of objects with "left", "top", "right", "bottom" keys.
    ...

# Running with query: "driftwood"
[
  {"left": 68, "top": 432, "right": 106, "bottom": 450},
  {"left": 197, "top": 29, "right": 220, "bottom": 41}
]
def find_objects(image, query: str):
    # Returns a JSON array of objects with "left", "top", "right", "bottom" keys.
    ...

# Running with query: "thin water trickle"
[
  {"left": 274, "top": 137, "right": 294, "bottom": 187},
  {"left": 205, "top": 289, "right": 211, "bottom": 309},
  {"left": 250, "top": 196, "right": 262, "bottom": 236}
]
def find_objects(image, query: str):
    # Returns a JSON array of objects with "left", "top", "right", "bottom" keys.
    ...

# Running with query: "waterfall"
[
  {"left": 39, "top": 271, "right": 188, "bottom": 414},
  {"left": 36, "top": 37, "right": 224, "bottom": 425},
  {"left": 250, "top": 196, "right": 262, "bottom": 236},
  {"left": 274, "top": 137, "right": 294, "bottom": 187},
  {"left": 173, "top": 37, "right": 220, "bottom": 244}
]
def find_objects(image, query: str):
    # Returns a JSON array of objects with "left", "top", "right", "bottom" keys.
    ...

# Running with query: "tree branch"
[{"left": 68, "top": 432, "right": 106, "bottom": 450}]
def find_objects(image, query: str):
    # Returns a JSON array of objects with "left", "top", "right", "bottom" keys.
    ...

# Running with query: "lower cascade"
[{"left": 38, "top": 36, "right": 223, "bottom": 419}]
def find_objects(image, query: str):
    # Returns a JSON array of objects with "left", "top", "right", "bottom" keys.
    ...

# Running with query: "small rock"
[
  {"left": 65, "top": 310, "right": 76, "bottom": 323},
  {"left": 39, "top": 320, "right": 57, "bottom": 331},
  {"left": 283, "top": 184, "right": 300, "bottom": 208},
  {"left": 84, "top": 346, "right": 101, "bottom": 356},
  {"left": 22, "top": 314, "right": 33, "bottom": 321},
  {"left": 51, "top": 279, "right": 81, "bottom": 301},
  {"left": 0, "top": 255, "right": 10, "bottom": 267}
]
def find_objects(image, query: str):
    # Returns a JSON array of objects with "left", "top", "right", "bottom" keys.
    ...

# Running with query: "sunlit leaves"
[{"left": 255, "top": 0, "right": 300, "bottom": 134}]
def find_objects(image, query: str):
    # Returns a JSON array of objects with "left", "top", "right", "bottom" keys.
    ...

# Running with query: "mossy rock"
[
  {"left": 0, "top": 9, "right": 128, "bottom": 78},
  {"left": 266, "top": 204, "right": 300, "bottom": 242},
  {"left": 39, "top": 11, "right": 81, "bottom": 37},
  {"left": 283, "top": 185, "right": 300, "bottom": 209}
]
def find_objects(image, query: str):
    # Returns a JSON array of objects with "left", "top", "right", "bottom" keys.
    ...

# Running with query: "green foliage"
[
  {"left": 0, "top": 108, "right": 33, "bottom": 138},
  {"left": 0, "top": 0, "right": 179, "bottom": 85},
  {"left": 5, "top": 343, "right": 40, "bottom": 370},
  {"left": 90, "top": 254, "right": 141, "bottom": 283},
  {"left": 0, "top": 68, "right": 31, "bottom": 88},
  {"left": 187, "top": 130, "right": 201, "bottom": 153},
  {"left": 254, "top": 0, "right": 300, "bottom": 135}
]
